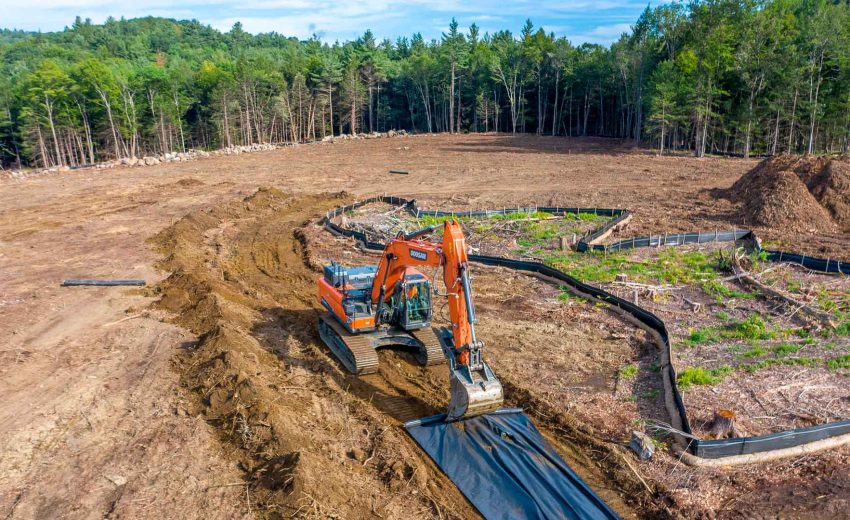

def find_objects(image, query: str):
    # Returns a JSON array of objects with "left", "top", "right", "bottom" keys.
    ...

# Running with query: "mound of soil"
[
  {"left": 726, "top": 155, "right": 850, "bottom": 233},
  {"left": 743, "top": 171, "right": 835, "bottom": 233},
  {"left": 808, "top": 157, "right": 850, "bottom": 231}
]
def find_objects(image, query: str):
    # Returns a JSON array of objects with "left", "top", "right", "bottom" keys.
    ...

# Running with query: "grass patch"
[
  {"left": 685, "top": 327, "right": 718, "bottom": 345},
  {"left": 702, "top": 279, "right": 757, "bottom": 303},
  {"left": 619, "top": 364, "right": 639, "bottom": 379},
  {"left": 773, "top": 342, "right": 802, "bottom": 357},
  {"left": 684, "top": 314, "right": 775, "bottom": 346},
  {"left": 741, "top": 356, "right": 821, "bottom": 373},
  {"left": 738, "top": 345, "right": 768, "bottom": 358},
  {"left": 640, "top": 389, "right": 661, "bottom": 400},
  {"left": 677, "top": 366, "right": 732, "bottom": 389},
  {"left": 715, "top": 310, "right": 731, "bottom": 321},
  {"left": 827, "top": 355, "right": 850, "bottom": 370},
  {"left": 564, "top": 212, "right": 606, "bottom": 222},
  {"left": 490, "top": 210, "right": 552, "bottom": 221},
  {"left": 730, "top": 315, "right": 773, "bottom": 341},
  {"left": 557, "top": 288, "right": 588, "bottom": 304}
]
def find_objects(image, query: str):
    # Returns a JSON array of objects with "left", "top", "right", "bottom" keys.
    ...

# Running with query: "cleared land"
[{"left": 1, "top": 134, "right": 848, "bottom": 519}]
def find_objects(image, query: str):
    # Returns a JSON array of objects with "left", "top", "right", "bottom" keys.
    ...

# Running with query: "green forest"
[{"left": 1, "top": 0, "right": 849, "bottom": 169}]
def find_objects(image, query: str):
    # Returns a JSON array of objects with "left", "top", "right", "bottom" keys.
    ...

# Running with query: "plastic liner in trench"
[
  {"left": 405, "top": 409, "right": 619, "bottom": 520},
  {"left": 322, "top": 195, "right": 850, "bottom": 460}
]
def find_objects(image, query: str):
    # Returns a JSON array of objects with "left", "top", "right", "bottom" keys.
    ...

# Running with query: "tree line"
[{"left": 1, "top": 0, "right": 849, "bottom": 169}]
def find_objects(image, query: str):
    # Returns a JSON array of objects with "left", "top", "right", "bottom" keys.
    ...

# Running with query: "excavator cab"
[{"left": 393, "top": 273, "right": 432, "bottom": 330}]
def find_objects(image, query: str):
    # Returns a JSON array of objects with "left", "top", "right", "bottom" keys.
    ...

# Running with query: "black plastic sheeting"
[
  {"left": 61, "top": 279, "right": 146, "bottom": 286},
  {"left": 323, "top": 196, "right": 850, "bottom": 459},
  {"left": 405, "top": 409, "right": 619, "bottom": 520}
]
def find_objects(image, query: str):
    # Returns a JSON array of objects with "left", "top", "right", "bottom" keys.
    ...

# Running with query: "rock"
[
  {"left": 347, "top": 447, "right": 368, "bottom": 462},
  {"left": 629, "top": 431, "right": 655, "bottom": 460},
  {"left": 104, "top": 474, "right": 127, "bottom": 486},
  {"left": 615, "top": 273, "right": 629, "bottom": 282},
  {"left": 390, "top": 460, "right": 405, "bottom": 480}
]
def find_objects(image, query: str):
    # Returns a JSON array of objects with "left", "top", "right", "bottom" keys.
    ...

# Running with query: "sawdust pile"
[
  {"left": 148, "top": 188, "right": 475, "bottom": 519},
  {"left": 725, "top": 155, "right": 850, "bottom": 233}
]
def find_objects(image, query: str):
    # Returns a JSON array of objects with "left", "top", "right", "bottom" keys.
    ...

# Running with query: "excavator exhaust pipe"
[{"left": 446, "top": 361, "right": 504, "bottom": 421}]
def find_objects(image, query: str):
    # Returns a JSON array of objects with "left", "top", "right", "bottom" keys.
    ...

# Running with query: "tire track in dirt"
[{"left": 149, "top": 188, "right": 478, "bottom": 519}]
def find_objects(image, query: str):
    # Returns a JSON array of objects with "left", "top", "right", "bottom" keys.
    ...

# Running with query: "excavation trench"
[{"left": 148, "top": 188, "right": 650, "bottom": 518}]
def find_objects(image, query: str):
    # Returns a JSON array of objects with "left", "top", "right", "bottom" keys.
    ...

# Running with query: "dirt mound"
[
  {"left": 743, "top": 171, "right": 835, "bottom": 233},
  {"left": 808, "top": 157, "right": 850, "bottom": 231},
  {"left": 726, "top": 155, "right": 849, "bottom": 233}
]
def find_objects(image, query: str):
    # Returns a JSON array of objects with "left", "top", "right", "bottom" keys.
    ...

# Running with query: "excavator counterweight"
[{"left": 317, "top": 220, "right": 504, "bottom": 420}]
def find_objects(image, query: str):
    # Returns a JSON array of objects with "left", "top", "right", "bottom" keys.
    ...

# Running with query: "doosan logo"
[{"left": 409, "top": 249, "right": 428, "bottom": 261}]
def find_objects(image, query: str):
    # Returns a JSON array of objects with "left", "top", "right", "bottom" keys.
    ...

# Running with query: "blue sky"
[{"left": 3, "top": 1, "right": 654, "bottom": 45}]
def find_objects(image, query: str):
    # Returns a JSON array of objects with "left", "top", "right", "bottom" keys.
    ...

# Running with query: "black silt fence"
[{"left": 321, "top": 196, "right": 850, "bottom": 459}]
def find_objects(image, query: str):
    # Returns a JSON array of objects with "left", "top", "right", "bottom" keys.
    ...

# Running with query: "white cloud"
[{"left": 566, "top": 23, "right": 633, "bottom": 45}]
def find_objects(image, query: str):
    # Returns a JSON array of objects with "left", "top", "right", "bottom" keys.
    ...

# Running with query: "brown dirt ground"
[{"left": 1, "top": 134, "right": 848, "bottom": 519}]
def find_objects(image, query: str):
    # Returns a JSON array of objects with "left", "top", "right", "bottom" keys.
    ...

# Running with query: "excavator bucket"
[{"left": 446, "top": 361, "right": 504, "bottom": 421}]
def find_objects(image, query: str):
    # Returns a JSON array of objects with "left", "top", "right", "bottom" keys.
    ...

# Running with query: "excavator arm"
[{"left": 371, "top": 221, "right": 503, "bottom": 420}]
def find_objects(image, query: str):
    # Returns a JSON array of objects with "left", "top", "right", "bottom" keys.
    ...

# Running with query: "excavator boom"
[{"left": 368, "top": 221, "right": 503, "bottom": 419}]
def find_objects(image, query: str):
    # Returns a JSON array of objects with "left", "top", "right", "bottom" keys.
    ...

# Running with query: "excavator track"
[
  {"left": 318, "top": 313, "right": 379, "bottom": 375},
  {"left": 408, "top": 327, "right": 446, "bottom": 367}
]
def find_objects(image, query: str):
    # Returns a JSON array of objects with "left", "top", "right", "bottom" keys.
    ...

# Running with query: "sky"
[{"left": 1, "top": 0, "right": 655, "bottom": 45}]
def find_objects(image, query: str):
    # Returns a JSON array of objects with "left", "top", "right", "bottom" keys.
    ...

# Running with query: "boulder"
[{"left": 629, "top": 431, "right": 655, "bottom": 460}]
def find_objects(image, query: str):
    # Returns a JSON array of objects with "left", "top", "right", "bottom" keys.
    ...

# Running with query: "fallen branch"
[{"left": 731, "top": 260, "right": 835, "bottom": 329}]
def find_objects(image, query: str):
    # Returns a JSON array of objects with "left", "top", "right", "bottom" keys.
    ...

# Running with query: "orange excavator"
[{"left": 317, "top": 220, "right": 504, "bottom": 420}]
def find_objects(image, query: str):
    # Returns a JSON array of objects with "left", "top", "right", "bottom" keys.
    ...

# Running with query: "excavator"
[{"left": 317, "top": 220, "right": 504, "bottom": 420}]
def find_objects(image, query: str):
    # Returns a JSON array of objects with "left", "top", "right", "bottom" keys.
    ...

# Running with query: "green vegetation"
[
  {"left": 563, "top": 212, "right": 605, "bottom": 222},
  {"left": 544, "top": 248, "right": 731, "bottom": 286},
  {"left": 640, "top": 389, "right": 661, "bottom": 400},
  {"left": 835, "top": 322, "right": 850, "bottom": 336},
  {"left": 556, "top": 288, "right": 588, "bottom": 304},
  {"left": 619, "top": 364, "right": 639, "bottom": 379},
  {"left": 702, "top": 279, "right": 757, "bottom": 304},
  {"left": 773, "top": 343, "right": 802, "bottom": 357},
  {"left": 685, "top": 314, "right": 776, "bottom": 346},
  {"left": 734, "top": 315, "right": 772, "bottom": 341},
  {"left": 677, "top": 366, "right": 733, "bottom": 389},
  {"left": 740, "top": 356, "right": 820, "bottom": 373},
  {"left": 491, "top": 211, "right": 551, "bottom": 221},
  {"left": 827, "top": 355, "right": 850, "bottom": 370},
  {"left": 739, "top": 345, "right": 768, "bottom": 358},
  {"left": 2, "top": 3, "right": 850, "bottom": 168}
]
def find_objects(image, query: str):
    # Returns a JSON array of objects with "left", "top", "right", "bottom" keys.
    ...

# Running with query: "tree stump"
[{"left": 708, "top": 409, "right": 742, "bottom": 439}]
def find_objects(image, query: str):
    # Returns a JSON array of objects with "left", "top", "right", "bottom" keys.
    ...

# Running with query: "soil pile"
[
  {"left": 808, "top": 157, "right": 850, "bottom": 231},
  {"left": 726, "top": 155, "right": 850, "bottom": 233}
]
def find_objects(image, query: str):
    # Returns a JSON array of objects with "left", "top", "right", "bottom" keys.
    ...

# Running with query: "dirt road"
[{"left": 4, "top": 134, "right": 831, "bottom": 518}]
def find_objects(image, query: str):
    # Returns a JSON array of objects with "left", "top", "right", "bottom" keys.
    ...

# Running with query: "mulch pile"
[{"left": 725, "top": 155, "right": 850, "bottom": 233}]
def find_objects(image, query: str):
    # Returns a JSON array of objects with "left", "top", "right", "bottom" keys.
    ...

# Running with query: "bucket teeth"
[{"left": 446, "top": 362, "right": 504, "bottom": 421}]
